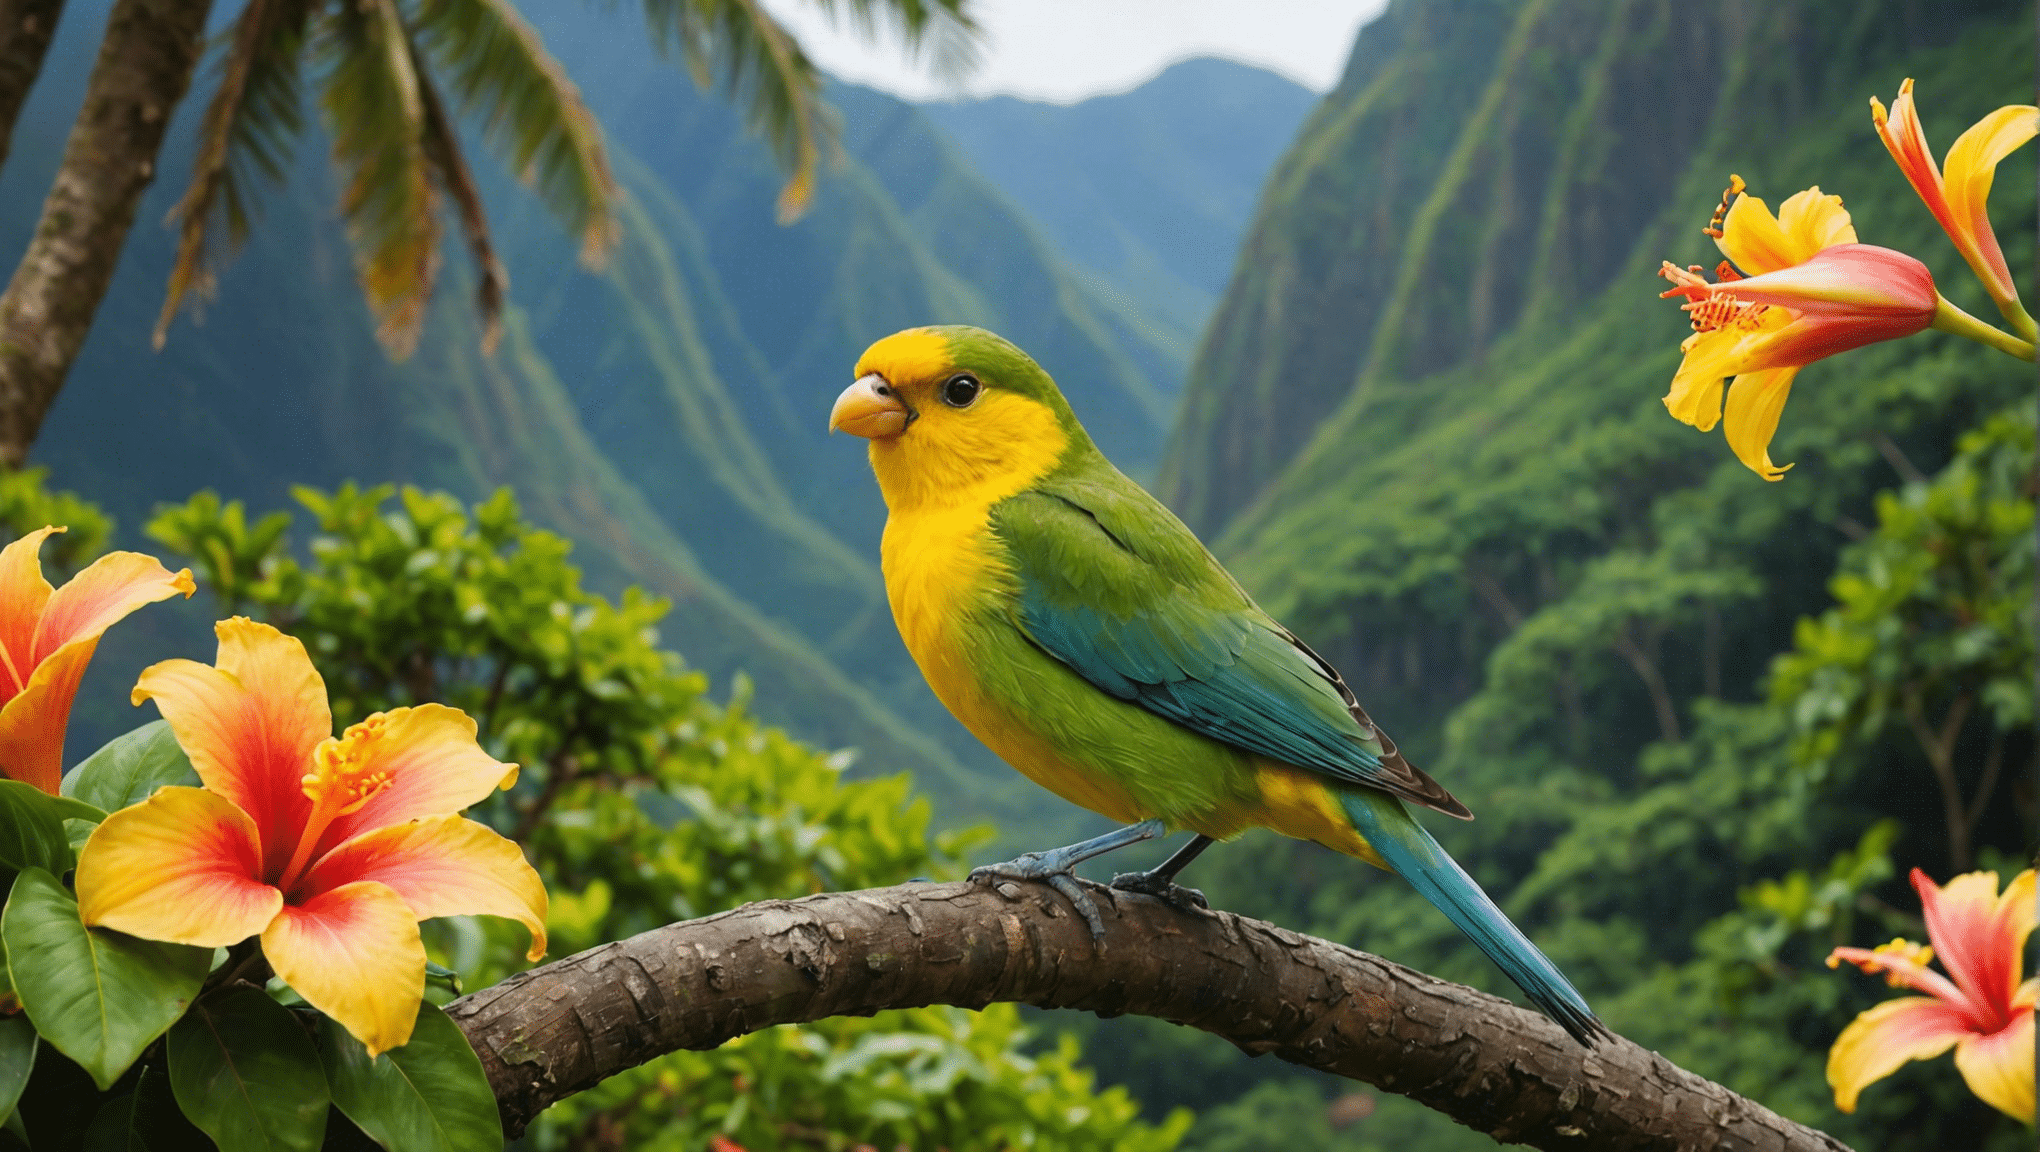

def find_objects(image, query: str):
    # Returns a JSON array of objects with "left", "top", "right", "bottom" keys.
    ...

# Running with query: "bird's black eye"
[{"left": 940, "top": 373, "right": 982, "bottom": 408}]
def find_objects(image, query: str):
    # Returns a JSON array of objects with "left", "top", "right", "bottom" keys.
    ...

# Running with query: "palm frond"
[
  {"left": 317, "top": 0, "right": 439, "bottom": 359},
  {"left": 410, "top": 38, "right": 509, "bottom": 354},
  {"left": 804, "top": 0, "right": 978, "bottom": 84},
  {"left": 410, "top": 0, "right": 618, "bottom": 268},
  {"left": 155, "top": 0, "right": 320, "bottom": 348},
  {"left": 638, "top": 0, "right": 980, "bottom": 222},
  {"left": 635, "top": 0, "right": 819, "bottom": 222}
]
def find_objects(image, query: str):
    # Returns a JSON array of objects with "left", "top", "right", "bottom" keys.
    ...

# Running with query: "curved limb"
[
  {"left": 1111, "top": 834, "right": 1214, "bottom": 911},
  {"left": 969, "top": 819, "right": 1165, "bottom": 938}
]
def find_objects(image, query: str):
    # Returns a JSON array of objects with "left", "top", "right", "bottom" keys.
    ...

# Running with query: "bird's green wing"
[{"left": 989, "top": 468, "right": 1469, "bottom": 818}]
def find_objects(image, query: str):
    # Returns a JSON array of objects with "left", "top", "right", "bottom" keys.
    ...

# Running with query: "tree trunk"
[
  {"left": 0, "top": 0, "right": 212, "bottom": 467},
  {"left": 449, "top": 878, "right": 1854, "bottom": 1151},
  {"left": 0, "top": 0, "right": 65, "bottom": 169}
]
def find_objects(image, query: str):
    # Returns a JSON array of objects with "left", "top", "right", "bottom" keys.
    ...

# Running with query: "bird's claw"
[
  {"left": 1109, "top": 869, "right": 1209, "bottom": 911},
  {"left": 969, "top": 857, "right": 1108, "bottom": 940}
]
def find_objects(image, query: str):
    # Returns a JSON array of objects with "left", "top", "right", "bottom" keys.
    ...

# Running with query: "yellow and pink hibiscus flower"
[
  {"left": 1872, "top": 79, "right": 2039, "bottom": 342},
  {"left": 1657, "top": 179, "right": 1939, "bottom": 480},
  {"left": 1826, "top": 867, "right": 2035, "bottom": 1123},
  {"left": 0, "top": 526, "right": 194, "bottom": 793},
  {"left": 75, "top": 617, "right": 547, "bottom": 1056}
]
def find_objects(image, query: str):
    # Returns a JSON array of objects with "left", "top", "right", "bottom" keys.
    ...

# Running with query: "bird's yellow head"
[{"left": 831, "top": 326, "right": 1089, "bottom": 513}]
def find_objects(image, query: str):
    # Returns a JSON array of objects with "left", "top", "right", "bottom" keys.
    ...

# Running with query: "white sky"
[{"left": 763, "top": 0, "right": 1390, "bottom": 103}]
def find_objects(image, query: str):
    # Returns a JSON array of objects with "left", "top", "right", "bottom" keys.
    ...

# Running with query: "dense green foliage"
[
  {"left": 144, "top": 482, "right": 1185, "bottom": 1150},
  {"left": 1140, "top": 0, "right": 2035, "bottom": 1147}
]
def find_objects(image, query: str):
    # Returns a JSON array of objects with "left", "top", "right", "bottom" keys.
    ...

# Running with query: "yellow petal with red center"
[
  {"left": 133, "top": 619, "right": 331, "bottom": 880},
  {"left": 1717, "top": 189, "right": 1851, "bottom": 275},
  {"left": 1918, "top": 867, "right": 2032, "bottom": 1016},
  {"left": 0, "top": 552, "right": 195, "bottom": 793},
  {"left": 1827, "top": 995, "right": 1970, "bottom": 1112},
  {"left": 299, "top": 815, "right": 547, "bottom": 961},
  {"left": 0, "top": 527, "right": 58, "bottom": 704},
  {"left": 1722, "top": 367, "right": 1799, "bottom": 482},
  {"left": 309, "top": 705, "right": 518, "bottom": 856},
  {"left": 262, "top": 880, "right": 426, "bottom": 1057},
  {"left": 76, "top": 785, "right": 282, "bottom": 946},
  {"left": 30, "top": 551, "right": 195, "bottom": 665},
  {"left": 1941, "top": 104, "right": 2037, "bottom": 308},
  {"left": 1953, "top": 1009, "right": 2035, "bottom": 1123}
]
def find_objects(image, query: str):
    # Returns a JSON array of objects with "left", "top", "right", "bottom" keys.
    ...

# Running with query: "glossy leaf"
[
  {"left": 320, "top": 1001, "right": 500, "bottom": 1152},
  {"left": 0, "top": 782, "right": 84, "bottom": 879},
  {"left": 168, "top": 986, "right": 329, "bottom": 1152},
  {"left": 0, "top": 1016, "right": 33, "bottom": 1125},
  {"left": 63, "top": 721, "right": 200, "bottom": 813},
  {"left": 2, "top": 870, "right": 210, "bottom": 1089}
]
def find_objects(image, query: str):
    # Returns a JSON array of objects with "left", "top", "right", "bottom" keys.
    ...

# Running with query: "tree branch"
[{"left": 448, "top": 879, "right": 1853, "bottom": 1151}]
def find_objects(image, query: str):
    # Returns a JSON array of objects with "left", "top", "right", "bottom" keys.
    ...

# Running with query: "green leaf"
[
  {"left": 168, "top": 986, "right": 329, "bottom": 1152},
  {"left": 0, "top": 782, "right": 83, "bottom": 879},
  {"left": 63, "top": 722, "right": 200, "bottom": 813},
  {"left": 423, "top": 961, "right": 461, "bottom": 996},
  {"left": 3, "top": 870, "right": 210, "bottom": 1090},
  {"left": 81, "top": 1061, "right": 206, "bottom": 1151},
  {"left": 0, "top": 1016, "right": 34, "bottom": 1125},
  {"left": 319, "top": 1002, "right": 501, "bottom": 1152}
]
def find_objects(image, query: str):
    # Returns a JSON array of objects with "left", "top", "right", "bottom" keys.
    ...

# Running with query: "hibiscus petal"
[
  {"left": 299, "top": 815, "right": 547, "bottom": 961},
  {"left": 1872, "top": 81, "right": 1955, "bottom": 232},
  {"left": 1663, "top": 330, "right": 1738, "bottom": 430},
  {"left": 1722, "top": 367, "right": 1799, "bottom": 481},
  {"left": 133, "top": 619, "right": 331, "bottom": 880},
  {"left": 1772, "top": 187, "right": 1857, "bottom": 260},
  {"left": 0, "top": 528, "right": 56, "bottom": 703},
  {"left": 0, "top": 552, "right": 195, "bottom": 793},
  {"left": 1954, "top": 1008, "right": 2035, "bottom": 1123},
  {"left": 1717, "top": 194, "right": 1801, "bottom": 275},
  {"left": 313, "top": 705, "right": 518, "bottom": 853},
  {"left": 76, "top": 786, "right": 282, "bottom": 947},
  {"left": 1918, "top": 868, "right": 2030, "bottom": 1016},
  {"left": 1939, "top": 103, "right": 2036, "bottom": 307},
  {"left": 262, "top": 880, "right": 426, "bottom": 1057},
  {"left": 1827, "top": 996, "right": 1970, "bottom": 1113},
  {"left": 30, "top": 551, "right": 196, "bottom": 666}
]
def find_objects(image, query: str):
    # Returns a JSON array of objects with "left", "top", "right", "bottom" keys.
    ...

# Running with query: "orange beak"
[{"left": 829, "top": 374, "right": 912, "bottom": 439}]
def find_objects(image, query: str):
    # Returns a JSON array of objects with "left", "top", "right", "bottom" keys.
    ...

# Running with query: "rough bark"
[
  {"left": 0, "top": 0, "right": 65, "bottom": 169},
  {"left": 449, "top": 878, "right": 1854, "bottom": 1151},
  {"left": 0, "top": 0, "right": 213, "bottom": 467}
]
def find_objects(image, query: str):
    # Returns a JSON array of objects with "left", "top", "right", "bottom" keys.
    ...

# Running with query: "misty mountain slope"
[{"left": 924, "top": 58, "right": 1317, "bottom": 349}]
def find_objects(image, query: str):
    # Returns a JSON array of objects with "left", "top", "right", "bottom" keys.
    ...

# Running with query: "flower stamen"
[
  {"left": 1702, "top": 174, "right": 1746, "bottom": 239},
  {"left": 276, "top": 715, "right": 399, "bottom": 891}
]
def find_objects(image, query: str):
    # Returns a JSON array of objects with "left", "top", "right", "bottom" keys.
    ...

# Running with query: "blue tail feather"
[{"left": 1338, "top": 788, "right": 1607, "bottom": 1046}]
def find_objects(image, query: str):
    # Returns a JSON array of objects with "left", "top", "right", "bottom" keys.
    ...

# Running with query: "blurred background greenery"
[{"left": 1, "top": 0, "right": 2031, "bottom": 1146}]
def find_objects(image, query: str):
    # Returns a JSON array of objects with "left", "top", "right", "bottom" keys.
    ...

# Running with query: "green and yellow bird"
[{"left": 830, "top": 325, "right": 1605, "bottom": 1045}]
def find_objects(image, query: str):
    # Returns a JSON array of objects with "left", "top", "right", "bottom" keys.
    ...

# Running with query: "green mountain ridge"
[
  {"left": 924, "top": 58, "right": 1318, "bottom": 349},
  {"left": 1131, "top": 0, "right": 2031, "bottom": 1147}
]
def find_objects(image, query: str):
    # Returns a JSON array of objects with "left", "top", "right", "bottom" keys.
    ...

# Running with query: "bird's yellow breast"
[{"left": 871, "top": 392, "right": 1147, "bottom": 823}]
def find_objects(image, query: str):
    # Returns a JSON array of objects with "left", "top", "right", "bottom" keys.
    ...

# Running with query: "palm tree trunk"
[
  {"left": 0, "top": 0, "right": 213, "bottom": 467},
  {"left": 0, "top": 0, "right": 66, "bottom": 169}
]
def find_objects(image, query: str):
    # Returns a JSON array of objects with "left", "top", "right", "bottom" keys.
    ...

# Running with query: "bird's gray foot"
[
  {"left": 969, "top": 819, "right": 1166, "bottom": 939},
  {"left": 1107, "top": 867, "right": 1209, "bottom": 911}
]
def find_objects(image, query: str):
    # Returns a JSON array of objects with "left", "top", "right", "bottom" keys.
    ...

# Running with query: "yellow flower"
[
  {"left": 1827, "top": 868, "right": 2036, "bottom": 1123},
  {"left": 1872, "top": 79, "right": 2039, "bottom": 341},
  {"left": 0, "top": 527, "right": 193, "bottom": 792},
  {"left": 1658, "top": 179, "right": 1936, "bottom": 480},
  {"left": 75, "top": 618, "right": 547, "bottom": 1055}
]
